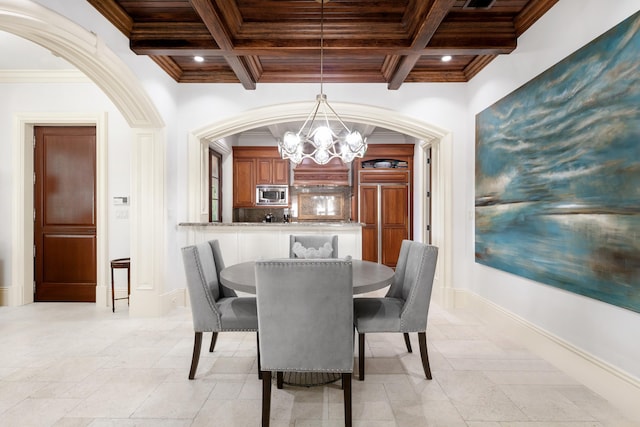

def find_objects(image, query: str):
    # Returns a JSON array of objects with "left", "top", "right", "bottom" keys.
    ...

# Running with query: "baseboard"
[
  {"left": 0, "top": 287, "right": 10, "bottom": 306},
  {"left": 454, "top": 289, "right": 640, "bottom": 421},
  {"left": 161, "top": 288, "right": 186, "bottom": 312}
]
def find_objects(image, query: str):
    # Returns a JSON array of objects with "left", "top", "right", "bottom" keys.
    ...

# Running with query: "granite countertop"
[{"left": 179, "top": 221, "right": 363, "bottom": 227}]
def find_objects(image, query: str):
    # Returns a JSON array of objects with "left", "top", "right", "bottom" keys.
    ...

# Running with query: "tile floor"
[{"left": 0, "top": 299, "right": 636, "bottom": 427}]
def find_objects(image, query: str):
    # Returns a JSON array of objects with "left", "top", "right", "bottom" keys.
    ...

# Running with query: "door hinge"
[
  {"left": 426, "top": 225, "right": 431, "bottom": 231},
  {"left": 33, "top": 208, "right": 36, "bottom": 222},
  {"left": 33, "top": 244, "right": 36, "bottom": 257},
  {"left": 33, "top": 135, "right": 36, "bottom": 149}
]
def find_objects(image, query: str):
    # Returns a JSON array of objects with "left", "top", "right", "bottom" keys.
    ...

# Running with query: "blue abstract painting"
[{"left": 475, "top": 11, "right": 640, "bottom": 312}]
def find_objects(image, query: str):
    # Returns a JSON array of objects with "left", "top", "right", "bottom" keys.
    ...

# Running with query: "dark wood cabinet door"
[
  {"left": 360, "top": 185, "right": 378, "bottom": 262},
  {"left": 34, "top": 126, "right": 96, "bottom": 302},
  {"left": 359, "top": 183, "right": 409, "bottom": 267},
  {"left": 233, "top": 158, "right": 255, "bottom": 207},
  {"left": 380, "top": 185, "right": 409, "bottom": 268},
  {"left": 256, "top": 158, "right": 272, "bottom": 184},
  {"left": 272, "top": 159, "right": 290, "bottom": 184}
]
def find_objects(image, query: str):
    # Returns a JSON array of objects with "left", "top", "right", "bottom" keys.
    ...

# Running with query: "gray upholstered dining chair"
[
  {"left": 181, "top": 240, "right": 259, "bottom": 380},
  {"left": 255, "top": 258, "right": 354, "bottom": 427},
  {"left": 353, "top": 240, "right": 438, "bottom": 381},
  {"left": 289, "top": 234, "right": 338, "bottom": 258}
]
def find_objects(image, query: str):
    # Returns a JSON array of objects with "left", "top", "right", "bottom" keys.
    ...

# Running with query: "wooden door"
[
  {"left": 380, "top": 185, "right": 409, "bottom": 268},
  {"left": 360, "top": 185, "right": 378, "bottom": 263},
  {"left": 34, "top": 126, "right": 96, "bottom": 302}
]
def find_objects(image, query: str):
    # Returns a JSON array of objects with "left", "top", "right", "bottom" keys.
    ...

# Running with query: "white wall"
[
  {"left": 467, "top": 0, "right": 640, "bottom": 380},
  {"left": 173, "top": 82, "right": 470, "bottom": 290},
  {"left": 32, "top": 0, "right": 183, "bottom": 297},
  {"left": 0, "top": 81, "right": 131, "bottom": 288},
  {"left": 3, "top": 0, "right": 637, "bottom": 387}
]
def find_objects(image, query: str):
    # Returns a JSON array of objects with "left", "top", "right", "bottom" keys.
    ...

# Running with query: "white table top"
[{"left": 220, "top": 259, "right": 394, "bottom": 294}]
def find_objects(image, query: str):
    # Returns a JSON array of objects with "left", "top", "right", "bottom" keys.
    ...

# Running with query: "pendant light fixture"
[{"left": 278, "top": 0, "right": 367, "bottom": 165}]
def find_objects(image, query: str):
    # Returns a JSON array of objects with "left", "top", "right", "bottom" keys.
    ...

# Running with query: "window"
[{"left": 209, "top": 148, "right": 222, "bottom": 222}]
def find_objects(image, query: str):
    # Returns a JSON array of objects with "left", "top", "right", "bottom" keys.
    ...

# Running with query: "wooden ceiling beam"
[
  {"left": 130, "top": 36, "right": 516, "bottom": 57},
  {"left": 87, "top": 0, "right": 557, "bottom": 87},
  {"left": 515, "top": 0, "right": 559, "bottom": 37},
  {"left": 87, "top": 0, "right": 132, "bottom": 36},
  {"left": 188, "top": 0, "right": 257, "bottom": 89},
  {"left": 387, "top": 0, "right": 457, "bottom": 90}
]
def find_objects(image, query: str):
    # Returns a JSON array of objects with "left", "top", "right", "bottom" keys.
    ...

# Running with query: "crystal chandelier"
[{"left": 278, "top": 0, "right": 367, "bottom": 165}]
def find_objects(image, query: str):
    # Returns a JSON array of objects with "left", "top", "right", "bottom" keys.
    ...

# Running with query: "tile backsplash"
[{"left": 233, "top": 186, "right": 352, "bottom": 222}]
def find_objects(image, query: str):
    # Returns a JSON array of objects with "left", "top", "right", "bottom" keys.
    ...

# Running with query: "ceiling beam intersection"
[{"left": 388, "top": 0, "right": 457, "bottom": 90}]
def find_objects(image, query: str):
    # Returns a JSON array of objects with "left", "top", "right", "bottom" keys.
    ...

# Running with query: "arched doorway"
[
  {"left": 2, "top": 0, "right": 165, "bottom": 315},
  {"left": 187, "top": 102, "right": 454, "bottom": 297}
]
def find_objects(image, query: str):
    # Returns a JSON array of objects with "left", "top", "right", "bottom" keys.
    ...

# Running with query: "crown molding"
[{"left": 0, "top": 69, "right": 91, "bottom": 83}]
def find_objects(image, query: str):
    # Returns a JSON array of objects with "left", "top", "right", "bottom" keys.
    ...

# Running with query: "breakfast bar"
[{"left": 178, "top": 222, "right": 363, "bottom": 266}]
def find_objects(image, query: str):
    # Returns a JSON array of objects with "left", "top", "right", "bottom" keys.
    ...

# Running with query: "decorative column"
[{"left": 129, "top": 128, "right": 166, "bottom": 316}]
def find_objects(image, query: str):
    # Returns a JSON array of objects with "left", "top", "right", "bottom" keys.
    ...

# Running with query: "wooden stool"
[{"left": 110, "top": 257, "right": 130, "bottom": 312}]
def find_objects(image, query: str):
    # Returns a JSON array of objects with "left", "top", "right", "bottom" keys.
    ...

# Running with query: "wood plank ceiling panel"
[{"left": 86, "top": 0, "right": 559, "bottom": 89}]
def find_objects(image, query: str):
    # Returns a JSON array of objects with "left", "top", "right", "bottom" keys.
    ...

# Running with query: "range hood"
[{"left": 292, "top": 157, "right": 351, "bottom": 186}]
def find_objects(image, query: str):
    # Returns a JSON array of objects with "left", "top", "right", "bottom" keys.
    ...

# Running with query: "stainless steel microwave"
[{"left": 256, "top": 185, "right": 288, "bottom": 206}]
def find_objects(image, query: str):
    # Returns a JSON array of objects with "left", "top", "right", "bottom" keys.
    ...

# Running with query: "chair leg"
[
  {"left": 358, "top": 333, "right": 365, "bottom": 381},
  {"left": 403, "top": 333, "right": 413, "bottom": 353},
  {"left": 418, "top": 332, "right": 432, "bottom": 380},
  {"left": 276, "top": 371, "right": 283, "bottom": 389},
  {"left": 110, "top": 267, "right": 115, "bottom": 313},
  {"left": 343, "top": 373, "right": 352, "bottom": 427},
  {"left": 257, "top": 332, "right": 262, "bottom": 380},
  {"left": 189, "top": 332, "right": 203, "bottom": 380},
  {"left": 209, "top": 332, "right": 218, "bottom": 352},
  {"left": 261, "top": 370, "right": 272, "bottom": 427}
]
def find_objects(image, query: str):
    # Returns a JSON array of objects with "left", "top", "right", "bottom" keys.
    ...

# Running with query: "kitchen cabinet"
[
  {"left": 257, "top": 157, "right": 289, "bottom": 185},
  {"left": 353, "top": 144, "right": 413, "bottom": 268},
  {"left": 233, "top": 158, "right": 255, "bottom": 207},
  {"left": 233, "top": 146, "right": 290, "bottom": 208}
]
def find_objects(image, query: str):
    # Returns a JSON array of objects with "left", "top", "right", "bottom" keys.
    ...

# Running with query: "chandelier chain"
[{"left": 277, "top": 0, "right": 367, "bottom": 165}]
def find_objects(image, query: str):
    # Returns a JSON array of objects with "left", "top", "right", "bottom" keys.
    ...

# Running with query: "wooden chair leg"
[
  {"left": 110, "top": 266, "right": 115, "bottom": 313},
  {"left": 358, "top": 333, "right": 365, "bottom": 381},
  {"left": 418, "top": 332, "right": 432, "bottom": 380},
  {"left": 126, "top": 263, "right": 130, "bottom": 306},
  {"left": 209, "top": 332, "right": 218, "bottom": 352},
  {"left": 403, "top": 333, "right": 413, "bottom": 353},
  {"left": 262, "top": 370, "right": 272, "bottom": 427},
  {"left": 276, "top": 371, "right": 283, "bottom": 389},
  {"left": 257, "top": 332, "right": 262, "bottom": 380},
  {"left": 189, "top": 332, "right": 203, "bottom": 380},
  {"left": 343, "top": 373, "right": 352, "bottom": 427}
]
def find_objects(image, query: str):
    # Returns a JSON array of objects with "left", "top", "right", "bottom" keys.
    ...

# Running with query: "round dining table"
[
  {"left": 219, "top": 258, "right": 395, "bottom": 387},
  {"left": 220, "top": 259, "right": 395, "bottom": 295}
]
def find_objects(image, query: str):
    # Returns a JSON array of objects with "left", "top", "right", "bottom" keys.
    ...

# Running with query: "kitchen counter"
[
  {"left": 179, "top": 221, "right": 363, "bottom": 227},
  {"left": 179, "top": 222, "right": 363, "bottom": 264}
]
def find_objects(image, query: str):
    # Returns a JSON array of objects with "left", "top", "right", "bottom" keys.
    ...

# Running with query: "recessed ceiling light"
[
  {"left": 441, "top": 55, "right": 452, "bottom": 62},
  {"left": 194, "top": 56, "right": 204, "bottom": 63}
]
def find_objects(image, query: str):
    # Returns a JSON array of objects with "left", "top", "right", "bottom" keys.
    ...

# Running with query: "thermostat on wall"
[{"left": 113, "top": 196, "right": 129, "bottom": 205}]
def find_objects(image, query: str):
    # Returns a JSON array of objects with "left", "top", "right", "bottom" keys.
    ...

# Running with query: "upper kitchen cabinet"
[
  {"left": 256, "top": 157, "right": 289, "bottom": 185},
  {"left": 233, "top": 146, "right": 290, "bottom": 208},
  {"left": 293, "top": 157, "right": 350, "bottom": 186}
]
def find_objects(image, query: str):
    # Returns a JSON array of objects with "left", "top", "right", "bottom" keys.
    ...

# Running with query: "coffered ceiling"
[{"left": 87, "top": 0, "right": 558, "bottom": 89}]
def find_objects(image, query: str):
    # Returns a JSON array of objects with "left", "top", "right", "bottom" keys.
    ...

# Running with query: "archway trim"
[
  {"left": 188, "top": 102, "right": 454, "bottom": 293},
  {"left": 0, "top": 0, "right": 164, "bottom": 128}
]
